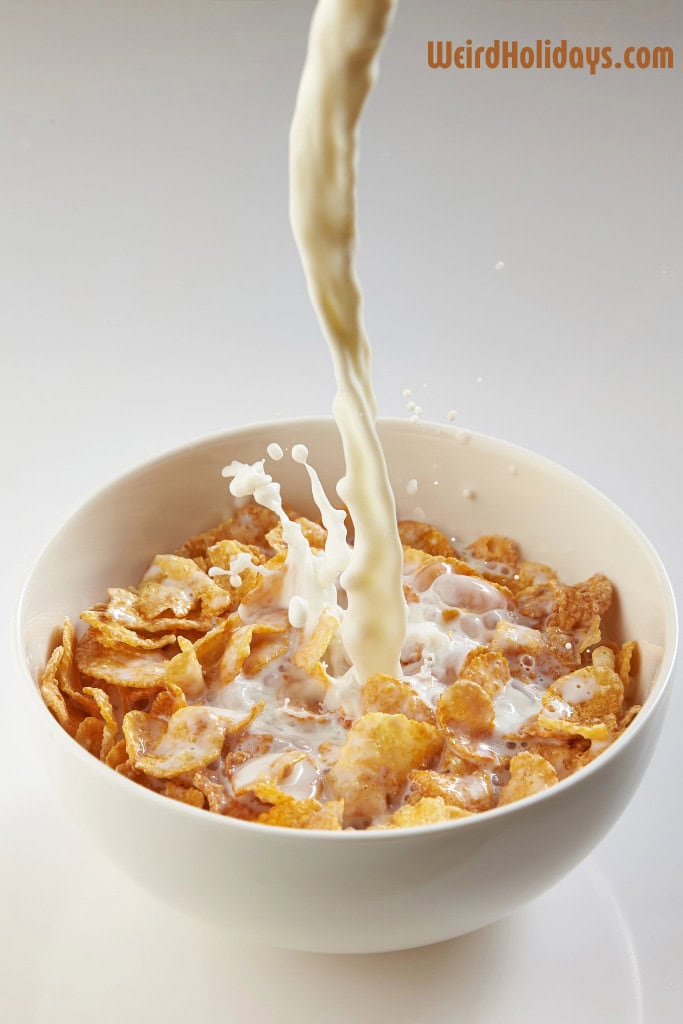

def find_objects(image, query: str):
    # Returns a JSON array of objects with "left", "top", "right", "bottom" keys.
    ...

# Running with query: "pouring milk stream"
[
  {"left": 224, "top": 0, "right": 524, "bottom": 728},
  {"left": 289, "top": 0, "right": 406, "bottom": 682}
]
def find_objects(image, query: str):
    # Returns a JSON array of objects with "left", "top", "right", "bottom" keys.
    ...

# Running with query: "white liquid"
[
  {"left": 219, "top": 1, "right": 570, "bottom": 762},
  {"left": 222, "top": 457, "right": 349, "bottom": 636},
  {"left": 289, "top": 0, "right": 405, "bottom": 682}
]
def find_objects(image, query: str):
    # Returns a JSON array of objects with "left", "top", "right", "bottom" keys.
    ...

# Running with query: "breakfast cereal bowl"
[{"left": 16, "top": 418, "right": 677, "bottom": 954}]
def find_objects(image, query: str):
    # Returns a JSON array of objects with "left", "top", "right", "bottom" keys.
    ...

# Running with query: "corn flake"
[
  {"left": 468, "top": 534, "right": 520, "bottom": 568},
  {"left": 82, "top": 686, "right": 118, "bottom": 759},
  {"left": 547, "top": 574, "right": 613, "bottom": 635},
  {"left": 218, "top": 621, "right": 287, "bottom": 685},
  {"left": 266, "top": 516, "right": 327, "bottom": 552},
  {"left": 387, "top": 796, "right": 470, "bottom": 828},
  {"left": 174, "top": 504, "right": 279, "bottom": 560},
  {"left": 361, "top": 673, "right": 434, "bottom": 723},
  {"left": 458, "top": 649, "right": 511, "bottom": 699},
  {"left": 165, "top": 637, "right": 205, "bottom": 699},
  {"left": 498, "top": 751, "right": 558, "bottom": 806},
  {"left": 327, "top": 712, "right": 443, "bottom": 827},
  {"left": 544, "top": 646, "right": 624, "bottom": 723},
  {"left": 305, "top": 800, "right": 344, "bottom": 831},
  {"left": 105, "top": 738, "right": 128, "bottom": 770},
  {"left": 122, "top": 706, "right": 230, "bottom": 779},
  {"left": 293, "top": 610, "right": 338, "bottom": 675},
  {"left": 437, "top": 679, "right": 495, "bottom": 734},
  {"left": 76, "top": 630, "right": 168, "bottom": 688},
  {"left": 409, "top": 768, "right": 495, "bottom": 813},
  {"left": 137, "top": 554, "right": 233, "bottom": 621},
  {"left": 40, "top": 644, "right": 73, "bottom": 732},
  {"left": 75, "top": 717, "right": 105, "bottom": 756},
  {"left": 80, "top": 609, "right": 176, "bottom": 650},
  {"left": 105, "top": 587, "right": 212, "bottom": 634},
  {"left": 398, "top": 521, "right": 454, "bottom": 557},
  {"left": 164, "top": 781, "right": 206, "bottom": 809},
  {"left": 257, "top": 798, "right": 322, "bottom": 829}
]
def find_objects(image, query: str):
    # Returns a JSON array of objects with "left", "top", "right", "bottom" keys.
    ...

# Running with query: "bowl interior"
[{"left": 20, "top": 418, "right": 676, "bottom": 717}]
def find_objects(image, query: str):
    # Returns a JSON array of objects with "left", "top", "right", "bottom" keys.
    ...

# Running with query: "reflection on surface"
[{"left": 5, "top": 797, "right": 643, "bottom": 1024}]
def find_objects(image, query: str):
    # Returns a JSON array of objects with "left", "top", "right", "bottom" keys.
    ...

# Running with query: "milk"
[{"left": 289, "top": 0, "right": 405, "bottom": 682}]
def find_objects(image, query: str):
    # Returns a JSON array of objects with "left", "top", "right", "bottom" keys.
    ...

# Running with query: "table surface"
[{"left": 2, "top": 2, "right": 681, "bottom": 1021}]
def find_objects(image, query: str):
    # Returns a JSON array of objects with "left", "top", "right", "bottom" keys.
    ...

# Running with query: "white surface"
[{"left": 1, "top": 0, "right": 681, "bottom": 1018}]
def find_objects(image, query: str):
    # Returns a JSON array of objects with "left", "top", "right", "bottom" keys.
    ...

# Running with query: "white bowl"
[{"left": 16, "top": 419, "right": 678, "bottom": 953}]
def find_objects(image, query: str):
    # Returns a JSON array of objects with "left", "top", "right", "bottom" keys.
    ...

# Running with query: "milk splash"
[{"left": 222, "top": 453, "right": 349, "bottom": 638}]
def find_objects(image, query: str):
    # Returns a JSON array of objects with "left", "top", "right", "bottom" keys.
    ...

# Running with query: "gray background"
[{"left": 2, "top": 2, "right": 681, "bottom": 1021}]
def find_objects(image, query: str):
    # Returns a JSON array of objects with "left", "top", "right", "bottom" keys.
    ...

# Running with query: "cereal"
[
  {"left": 543, "top": 646, "right": 624, "bottom": 724},
  {"left": 327, "top": 712, "right": 443, "bottom": 827},
  {"left": 40, "top": 499, "right": 639, "bottom": 831},
  {"left": 164, "top": 637, "right": 205, "bottom": 699},
  {"left": 82, "top": 686, "right": 118, "bottom": 759},
  {"left": 75, "top": 717, "right": 105, "bottom": 756},
  {"left": 437, "top": 679, "right": 495, "bottom": 734},
  {"left": 40, "top": 644, "right": 74, "bottom": 732},
  {"left": 174, "top": 505, "right": 278, "bottom": 560},
  {"left": 361, "top": 673, "right": 435, "bottom": 723},
  {"left": 498, "top": 751, "right": 558, "bottom": 806},
  {"left": 398, "top": 521, "right": 454, "bottom": 558},
  {"left": 75, "top": 631, "right": 169, "bottom": 688},
  {"left": 267, "top": 516, "right": 328, "bottom": 552},
  {"left": 386, "top": 797, "right": 470, "bottom": 827},
  {"left": 305, "top": 800, "right": 344, "bottom": 831},
  {"left": 122, "top": 706, "right": 231, "bottom": 779},
  {"left": 458, "top": 649, "right": 511, "bottom": 698},
  {"left": 137, "top": 554, "right": 233, "bottom": 621},
  {"left": 164, "top": 781, "right": 206, "bottom": 809},
  {"left": 257, "top": 798, "right": 322, "bottom": 829},
  {"left": 80, "top": 609, "right": 177, "bottom": 650},
  {"left": 293, "top": 610, "right": 338, "bottom": 675},
  {"left": 408, "top": 768, "right": 495, "bottom": 813}
]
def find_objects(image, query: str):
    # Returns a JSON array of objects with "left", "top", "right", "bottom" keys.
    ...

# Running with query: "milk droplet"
[
  {"left": 292, "top": 444, "right": 309, "bottom": 464},
  {"left": 208, "top": 566, "right": 230, "bottom": 578},
  {"left": 406, "top": 478, "right": 418, "bottom": 496},
  {"left": 406, "top": 401, "right": 416, "bottom": 412},
  {"left": 475, "top": 376, "right": 483, "bottom": 384},
  {"left": 402, "top": 388, "right": 412, "bottom": 398},
  {"left": 288, "top": 595, "right": 309, "bottom": 629},
  {"left": 462, "top": 488, "right": 475, "bottom": 500},
  {"left": 414, "top": 405, "right": 423, "bottom": 416},
  {"left": 495, "top": 260, "right": 505, "bottom": 271},
  {"left": 412, "top": 506, "right": 426, "bottom": 522},
  {"left": 229, "top": 574, "right": 242, "bottom": 588},
  {"left": 447, "top": 410, "right": 457, "bottom": 423},
  {"left": 267, "top": 442, "right": 284, "bottom": 461}
]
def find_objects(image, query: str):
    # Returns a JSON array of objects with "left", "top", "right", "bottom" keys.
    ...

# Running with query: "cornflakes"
[
  {"left": 40, "top": 502, "right": 640, "bottom": 830},
  {"left": 498, "top": 751, "right": 558, "bottom": 806},
  {"left": 327, "top": 712, "right": 443, "bottom": 827}
]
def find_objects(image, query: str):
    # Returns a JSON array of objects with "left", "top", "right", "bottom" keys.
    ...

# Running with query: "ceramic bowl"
[{"left": 16, "top": 419, "right": 677, "bottom": 953}]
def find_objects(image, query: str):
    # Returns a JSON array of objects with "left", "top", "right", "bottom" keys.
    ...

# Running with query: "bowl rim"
[{"left": 14, "top": 416, "right": 679, "bottom": 842}]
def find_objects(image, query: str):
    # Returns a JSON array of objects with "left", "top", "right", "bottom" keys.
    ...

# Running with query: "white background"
[{"left": 1, "top": 1, "right": 681, "bottom": 1021}]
